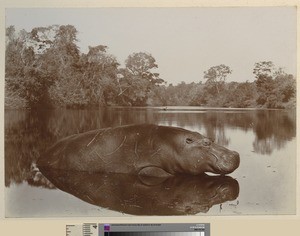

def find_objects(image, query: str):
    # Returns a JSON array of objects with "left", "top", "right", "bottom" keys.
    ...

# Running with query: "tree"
[
  {"left": 5, "top": 26, "right": 47, "bottom": 108},
  {"left": 5, "top": 26, "right": 33, "bottom": 78},
  {"left": 255, "top": 75, "right": 275, "bottom": 107},
  {"left": 203, "top": 64, "right": 232, "bottom": 94},
  {"left": 125, "top": 52, "right": 157, "bottom": 75},
  {"left": 81, "top": 45, "right": 120, "bottom": 106},
  {"left": 5, "top": 25, "right": 82, "bottom": 108},
  {"left": 118, "top": 52, "right": 164, "bottom": 106},
  {"left": 45, "top": 25, "right": 84, "bottom": 107},
  {"left": 48, "top": 25, "right": 80, "bottom": 77},
  {"left": 274, "top": 73, "right": 296, "bottom": 107},
  {"left": 253, "top": 61, "right": 295, "bottom": 108},
  {"left": 226, "top": 81, "right": 257, "bottom": 108},
  {"left": 253, "top": 61, "right": 275, "bottom": 79}
]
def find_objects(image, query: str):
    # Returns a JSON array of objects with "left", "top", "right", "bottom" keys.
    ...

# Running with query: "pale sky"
[{"left": 5, "top": 7, "right": 297, "bottom": 85}]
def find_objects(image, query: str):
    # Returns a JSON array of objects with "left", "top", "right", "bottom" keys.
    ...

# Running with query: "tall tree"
[
  {"left": 274, "top": 72, "right": 296, "bottom": 106},
  {"left": 5, "top": 25, "right": 82, "bottom": 108},
  {"left": 118, "top": 52, "right": 164, "bottom": 106},
  {"left": 46, "top": 25, "right": 83, "bottom": 106},
  {"left": 253, "top": 61, "right": 295, "bottom": 108},
  {"left": 80, "top": 45, "right": 120, "bottom": 106},
  {"left": 125, "top": 52, "right": 157, "bottom": 75},
  {"left": 5, "top": 26, "right": 34, "bottom": 78},
  {"left": 203, "top": 64, "right": 232, "bottom": 94},
  {"left": 253, "top": 61, "right": 275, "bottom": 79},
  {"left": 5, "top": 26, "right": 45, "bottom": 107}
]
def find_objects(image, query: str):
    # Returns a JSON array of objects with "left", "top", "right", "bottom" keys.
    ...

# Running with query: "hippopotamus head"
[{"left": 153, "top": 126, "right": 240, "bottom": 175}]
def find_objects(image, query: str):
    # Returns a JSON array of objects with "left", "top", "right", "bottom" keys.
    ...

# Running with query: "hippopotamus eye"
[{"left": 186, "top": 138, "right": 194, "bottom": 144}]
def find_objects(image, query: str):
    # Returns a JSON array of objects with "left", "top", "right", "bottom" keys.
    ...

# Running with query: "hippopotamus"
[
  {"left": 39, "top": 169, "right": 240, "bottom": 215},
  {"left": 37, "top": 124, "right": 240, "bottom": 176}
]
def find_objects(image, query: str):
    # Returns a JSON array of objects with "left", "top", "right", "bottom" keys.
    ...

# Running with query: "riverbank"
[{"left": 5, "top": 96, "right": 296, "bottom": 110}]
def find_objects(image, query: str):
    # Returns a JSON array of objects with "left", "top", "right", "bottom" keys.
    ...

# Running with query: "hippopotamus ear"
[{"left": 202, "top": 138, "right": 213, "bottom": 147}]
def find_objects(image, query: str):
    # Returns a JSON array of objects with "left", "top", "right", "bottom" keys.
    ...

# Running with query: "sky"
[{"left": 5, "top": 7, "right": 297, "bottom": 85}]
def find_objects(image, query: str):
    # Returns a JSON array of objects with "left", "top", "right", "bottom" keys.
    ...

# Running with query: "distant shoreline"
[{"left": 4, "top": 105, "right": 295, "bottom": 111}]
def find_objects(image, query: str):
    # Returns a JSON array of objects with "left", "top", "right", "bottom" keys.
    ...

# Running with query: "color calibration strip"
[
  {"left": 67, "top": 223, "right": 210, "bottom": 236},
  {"left": 105, "top": 232, "right": 205, "bottom": 236}
]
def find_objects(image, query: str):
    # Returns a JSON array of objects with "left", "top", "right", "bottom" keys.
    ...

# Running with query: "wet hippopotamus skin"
[{"left": 37, "top": 124, "right": 240, "bottom": 176}]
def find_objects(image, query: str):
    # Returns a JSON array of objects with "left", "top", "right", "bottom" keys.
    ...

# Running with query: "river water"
[{"left": 4, "top": 107, "right": 296, "bottom": 217}]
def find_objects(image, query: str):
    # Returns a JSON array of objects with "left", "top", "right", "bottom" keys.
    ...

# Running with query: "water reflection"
[
  {"left": 38, "top": 168, "right": 239, "bottom": 215},
  {"left": 5, "top": 108, "right": 296, "bottom": 187},
  {"left": 5, "top": 110, "right": 55, "bottom": 187},
  {"left": 252, "top": 111, "right": 296, "bottom": 154}
]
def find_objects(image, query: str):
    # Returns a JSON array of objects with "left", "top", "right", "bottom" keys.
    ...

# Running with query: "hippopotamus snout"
[{"left": 215, "top": 150, "right": 240, "bottom": 174}]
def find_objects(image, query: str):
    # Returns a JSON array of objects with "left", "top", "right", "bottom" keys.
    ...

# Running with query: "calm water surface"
[{"left": 5, "top": 107, "right": 296, "bottom": 217}]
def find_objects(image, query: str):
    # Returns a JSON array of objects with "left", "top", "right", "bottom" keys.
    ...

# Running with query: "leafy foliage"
[
  {"left": 117, "top": 52, "right": 164, "bottom": 106},
  {"left": 253, "top": 62, "right": 296, "bottom": 108},
  {"left": 5, "top": 25, "right": 296, "bottom": 109},
  {"left": 203, "top": 64, "right": 232, "bottom": 94},
  {"left": 253, "top": 61, "right": 275, "bottom": 79}
]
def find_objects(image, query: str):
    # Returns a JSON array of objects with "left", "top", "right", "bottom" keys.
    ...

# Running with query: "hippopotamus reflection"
[
  {"left": 39, "top": 168, "right": 239, "bottom": 215},
  {"left": 37, "top": 124, "right": 240, "bottom": 176}
]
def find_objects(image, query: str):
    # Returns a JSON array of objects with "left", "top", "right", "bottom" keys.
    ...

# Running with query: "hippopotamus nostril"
[
  {"left": 216, "top": 151, "right": 240, "bottom": 173},
  {"left": 223, "top": 151, "right": 239, "bottom": 160}
]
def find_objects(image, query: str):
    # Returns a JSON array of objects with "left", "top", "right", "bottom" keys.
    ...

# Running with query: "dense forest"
[{"left": 5, "top": 24, "right": 296, "bottom": 109}]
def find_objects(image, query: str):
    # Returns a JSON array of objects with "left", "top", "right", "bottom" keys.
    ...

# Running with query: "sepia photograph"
[{"left": 4, "top": 7, "right": 296, "bottom": 217}]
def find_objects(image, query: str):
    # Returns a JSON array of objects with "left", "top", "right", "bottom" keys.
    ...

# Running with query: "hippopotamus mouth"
[{"left": 209, "top": 148, "right": 240, "bottom": 174}]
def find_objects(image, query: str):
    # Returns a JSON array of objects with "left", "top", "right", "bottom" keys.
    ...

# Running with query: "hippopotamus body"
[{"left": 37, "top": 124, "right": 240, "bottom": 176}]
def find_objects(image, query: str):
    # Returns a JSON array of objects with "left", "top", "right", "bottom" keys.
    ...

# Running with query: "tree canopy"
[
  {"left": 5, "top": 25, "right": 296, "bottom": 110},
  {"left": 203, "top": 64, "right": 232, "bottom": 94}
]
